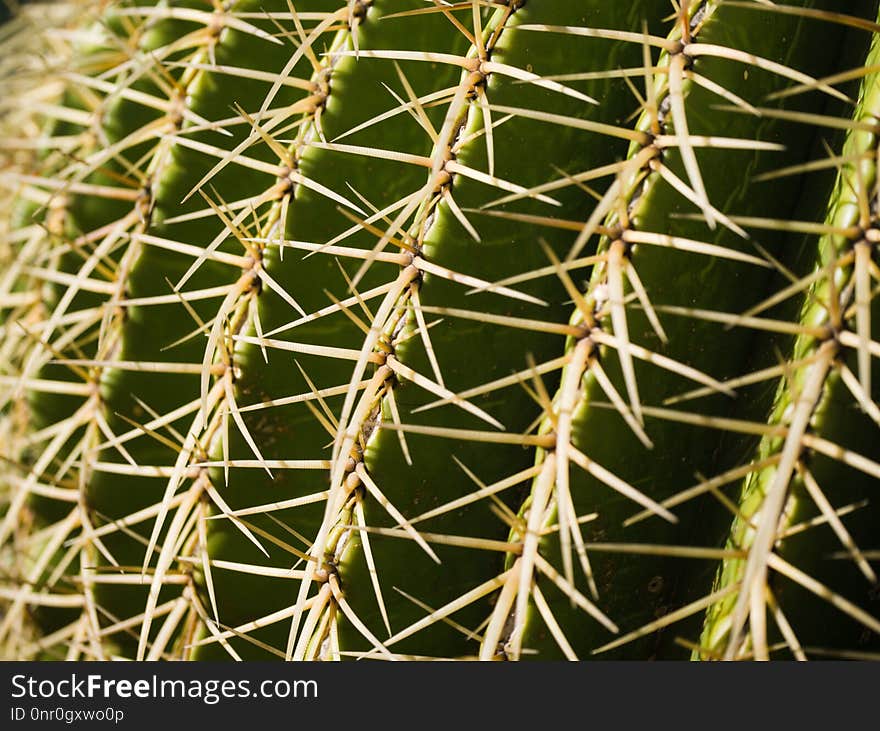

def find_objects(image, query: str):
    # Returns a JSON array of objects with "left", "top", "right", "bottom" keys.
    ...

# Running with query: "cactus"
[{"left": 1, "top": 0, "right": 879, "bottom": 661}]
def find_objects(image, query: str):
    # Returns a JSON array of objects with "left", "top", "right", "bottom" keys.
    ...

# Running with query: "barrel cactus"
[{"left": 1, "top": 0, "right": 879, "bottom": 661}]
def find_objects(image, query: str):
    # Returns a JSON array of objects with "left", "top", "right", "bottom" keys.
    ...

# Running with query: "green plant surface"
[
  {"left": 1, "top": 0, "right": 879, "bottom": 662},
  {"left": 0, "top": 1, "right": 212, "bottom": 652},
  {"left": 702, "top": 29, "right": 880, "bottom": 660},
  {"left": 249, "top": 0, "right": 678, "bottom": 661},
  {"left": 493, "top": 0, "right": 879, "bottom": 660}
]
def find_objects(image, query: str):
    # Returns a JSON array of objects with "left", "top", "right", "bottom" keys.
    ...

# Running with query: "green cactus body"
[
  {"left": 1, "top": 0, "right": 880, "bottom": 662},
  {"left": 3, "top": 2, "right": 233, "bottom": 653},
  {"left": 487, "top": 0, "right": 880, "bottom": 660},
  {"left": 702, "top": 27, "right": 880, "bottom": 660},
  {"left": 322, "top": 0, "right": 677, "bottom": 660}
]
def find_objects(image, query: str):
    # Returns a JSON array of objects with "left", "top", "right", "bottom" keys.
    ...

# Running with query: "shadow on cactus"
[{"left": 0, "top": 0, "right": 879, "bottom": 661}]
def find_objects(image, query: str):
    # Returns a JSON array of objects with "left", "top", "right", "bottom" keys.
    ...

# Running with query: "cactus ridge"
[{"left": 1, "top": 0, "right": 880, "bottom": 661}]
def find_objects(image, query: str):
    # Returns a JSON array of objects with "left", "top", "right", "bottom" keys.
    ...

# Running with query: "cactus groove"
[{"left": 1, "top": 0, "right": 879, "bottom": 661}]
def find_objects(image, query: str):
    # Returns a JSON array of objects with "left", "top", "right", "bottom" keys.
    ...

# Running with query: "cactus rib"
[{"left": 704, "top": 25, "right": 880, "bottom": 660}]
